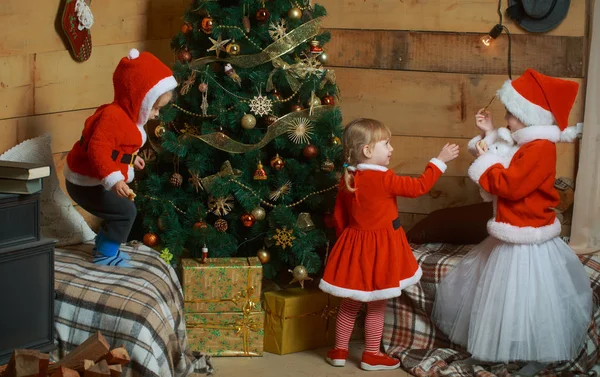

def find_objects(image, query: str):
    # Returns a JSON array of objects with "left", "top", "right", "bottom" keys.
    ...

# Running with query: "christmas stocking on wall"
[{"left": 61, "top": 0, "right": 94, "bottom": 62}]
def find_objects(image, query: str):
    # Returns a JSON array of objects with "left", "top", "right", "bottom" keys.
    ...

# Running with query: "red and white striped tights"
[{"left": 334, "top": 298, "right": 386, "bottom": 354}]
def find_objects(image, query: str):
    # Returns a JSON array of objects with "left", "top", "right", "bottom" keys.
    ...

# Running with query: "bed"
[
  {"left": 383, "top": 242, "right": 600, "bottom": 377},
  {"left": 51, "top": 242, "right": 212, "bottom": 377}
]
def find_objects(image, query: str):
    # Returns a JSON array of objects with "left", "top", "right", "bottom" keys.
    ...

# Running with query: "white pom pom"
[
  {"left": 128, "top": 48, "right": 140, "bottom": 59},
  {"left": 560, "top": 126, "right": 579, "bottom": 142},
  {"left": 497, "top": 127, "right": 514, "bottom": 145}
]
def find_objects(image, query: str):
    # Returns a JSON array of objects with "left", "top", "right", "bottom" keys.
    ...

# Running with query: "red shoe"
[
  {"left": 325, "top": 348, "right": 348, "bottom": 367},
  {"left": 360, "top": 352, "right": 401, "bottom": 371}
]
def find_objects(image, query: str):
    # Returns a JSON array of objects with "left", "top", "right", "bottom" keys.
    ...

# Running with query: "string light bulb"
[{"left": 481, "top": 24, "right": 503, "bottom": 46}]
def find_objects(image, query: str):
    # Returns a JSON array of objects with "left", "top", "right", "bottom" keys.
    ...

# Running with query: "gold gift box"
[
  {"left": 263, "top": 288, "right": 364, "bottom": 355},
  {"left": 182, "top": 257, "right": 264, "bottom": 356},
  {"left": 186, "top": 311, "right": 264, "bottom": 357}
]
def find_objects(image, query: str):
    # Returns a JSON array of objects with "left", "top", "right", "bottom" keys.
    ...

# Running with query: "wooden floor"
[{"left": 211, "top": 343, "right": 412, "bottom": 376}]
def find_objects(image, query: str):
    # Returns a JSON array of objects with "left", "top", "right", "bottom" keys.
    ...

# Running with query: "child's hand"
[
  {"left": 476, "top": 108, "right": 494, "bottom": 133},
  {"left": 133, "top": 156, "right": 145, "bottom": 170},
  {"left": 437, "top": 143, "right": 460, "bottom": 163},
  {"left": 113, "top": 181, "right": 132, "bottom": 198},
  {"left": 476, "top": 141, "right": 489, "bottom": 157}
]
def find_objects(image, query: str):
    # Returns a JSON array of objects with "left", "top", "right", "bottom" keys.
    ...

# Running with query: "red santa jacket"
[
  {"left": 64, "top": 49, "right": 177, "bottom": 190},
  {"left": 468, "top": 125, "right": 563, "bottom": 244},
  {"left": 334, "top": 159, "right": 447, "bottom": 237}
]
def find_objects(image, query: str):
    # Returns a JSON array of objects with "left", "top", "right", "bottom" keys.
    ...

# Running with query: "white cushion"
[{"left": 0, "top": 134, "right": 96, "bottom": 246}]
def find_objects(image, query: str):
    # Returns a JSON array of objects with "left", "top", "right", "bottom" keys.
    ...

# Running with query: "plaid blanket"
[
  {"left": 52, "top": 243, "right": 212, "bottom": 377},
  {"left": 383, "top": 243, "right": 600, "bottom": 377}
]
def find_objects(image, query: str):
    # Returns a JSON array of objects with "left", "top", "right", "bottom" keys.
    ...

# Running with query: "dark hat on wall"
[{"left": 507, "top": 0, "right": 571, "bottom": 33}]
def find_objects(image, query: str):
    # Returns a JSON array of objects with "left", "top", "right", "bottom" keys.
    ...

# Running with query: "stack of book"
[{"left": 0, "top": 161, "right": 51, "bottom": 195}]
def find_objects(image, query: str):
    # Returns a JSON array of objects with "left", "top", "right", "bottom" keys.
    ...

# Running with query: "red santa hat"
[
  {"left": 112, "top": 48, "right": 178, "bottom": 126},
  {"left": 496, "top": 68, "right": 580, "bottom": 142}
]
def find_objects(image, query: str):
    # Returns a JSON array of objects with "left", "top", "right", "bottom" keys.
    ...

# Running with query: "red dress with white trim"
[{"left": 319, "top": 160, "right": 446, "bottom": 302}]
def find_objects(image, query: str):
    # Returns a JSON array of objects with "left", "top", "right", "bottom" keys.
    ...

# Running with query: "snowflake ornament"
[
  {"left": 287, "top": 118, "right": 313, "bottom": 144},
  {"left": 209, "top": 195, "right": 235, "bottom": 216},
  {"left": 249, "top": 94, "right": 273, "bottom": 117},
  {"left": 272, "top": 227, "right": 296, "bottom": 249},
  {"left": 269, "top": 19, "right": 287, "bottom": 41}
]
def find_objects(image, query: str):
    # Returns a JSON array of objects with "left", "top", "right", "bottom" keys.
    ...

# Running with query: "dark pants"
[{"left": 66, "top": 180, "right": 136, "bottom": 243}]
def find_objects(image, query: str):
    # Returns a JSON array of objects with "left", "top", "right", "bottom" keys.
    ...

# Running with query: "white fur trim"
[
  {"left": 468, "top": 153, "right": 505, "bottom": 184},
  {"left": 355, "top": 163, "right": 388, "bottom": 172},
  {"left": 497, "top": 80, "right": 555, "bottom": 127},
  {"left": 468, "top": 131, "right": 501, "bottom": 157},
  {"left": 496, "top": 127, "right": 514, "bottom": 144},
  {"left": 101, "top": 171, "right": 126, "bottom": 191},
  {"left": 126, "top": 165, "right": 135, "bottom": 183},
  {"left": 479, "top": 188, "right": 495, "bottom": 202},
  {"left": 64, "top": 163, "right": 102, "bottom": 187},
  {"left": 429, "top": 158, "right": 447, "bottom": 173},
  {"left": 512, "top": 125, "right": 561, "bottom": 145},
  {"left": 137, "top": 125, "right": 147, "bottom": 146},
  {"left": 560, "top": 126, "right": 579, "bottom": 142},
  {"left": 318, "top": 267, "right": 422, "bottom": 302},
  {"left": 137, "top": 76, "right": 178, "bottom": 126},
  {"left": 488, "top": 218, "right": 561, "bottom": 244},
  {"left": 128, "top": 48, "right": 140, "bottom": 59}
]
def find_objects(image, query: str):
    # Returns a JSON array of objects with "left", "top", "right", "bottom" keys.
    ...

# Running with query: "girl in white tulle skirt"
[{"left": 433, "top": 69, "right": 593, "bottom": 365}]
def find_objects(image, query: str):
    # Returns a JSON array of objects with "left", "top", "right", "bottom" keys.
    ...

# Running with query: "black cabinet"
[{"left": 0, "top": 194, "right": 56, "bottom": 364}]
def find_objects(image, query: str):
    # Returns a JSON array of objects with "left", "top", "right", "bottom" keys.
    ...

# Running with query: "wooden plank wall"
[
  {"left": 0, "top": 0, "right": 189, "bottom": 227},
  {"left": 317, "top": 0, "right": 588, "bottom": 231},
  {"left": 0, "top": 0, "right": 588, "bottom": 232}
]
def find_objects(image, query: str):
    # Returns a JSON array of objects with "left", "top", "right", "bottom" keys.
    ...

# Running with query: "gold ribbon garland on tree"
[
  {"left": 191, "top": 106, "right": 330, "bottom": 153},
  {"left": 190, "top": 17, "right": 323, "bottom": 69}
]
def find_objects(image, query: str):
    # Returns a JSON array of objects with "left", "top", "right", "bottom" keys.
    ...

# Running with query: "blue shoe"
[
  {"left": 94, "top": 233, "right": 131, "bottom": 260},
  {"left": 94, "top": 234, "right": 132, "bottom": 268}
]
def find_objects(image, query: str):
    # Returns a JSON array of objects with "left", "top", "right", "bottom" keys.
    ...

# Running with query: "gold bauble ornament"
[
  {"left": 251, "top": 206, "right": 266, "bottom": 221},
  {"left": 321, "top": 159, "right": 335, "bottom": 172},
  {"left": 287, "top": 7, "right": 302, "bottom": 20},
  {"left": 256, "top": 248, "right": 271, "bottom": 264},
  {"left": 308, "top": 95, "right": 322, "bottom": 108},
  {"left": 226, "top": 41, "right": 241, "bottom": 56},
  {"left": 289, "top": 265, "right": 313, "bottom": 289},
  {"left": 330, "top": 136, "right": 342, "bottom": 145},
  {"left": 155, "top": 125, "right": 166, "bottom": 138},
  {"left": 241, "top": 113, "right": 257, "bottom": 130}
]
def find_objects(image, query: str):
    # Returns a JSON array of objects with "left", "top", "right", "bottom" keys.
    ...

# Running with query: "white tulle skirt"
[{"left": 432, "top": 236, "right": 593, "bottom": 363}]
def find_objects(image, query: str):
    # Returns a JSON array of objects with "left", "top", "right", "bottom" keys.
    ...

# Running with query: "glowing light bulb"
[{"left": 481, "top": 35, "right": 493, "bottom": 46}]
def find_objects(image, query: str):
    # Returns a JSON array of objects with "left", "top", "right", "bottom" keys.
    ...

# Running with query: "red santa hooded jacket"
[{"left": 64, "top": 49, "right": 177, "bottom": 190}]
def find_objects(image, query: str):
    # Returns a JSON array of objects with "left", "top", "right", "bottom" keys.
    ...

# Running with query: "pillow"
[
  {"left": 0, "top": 134, "right": 96, "bottom": 246},
  {"left": 406, "top": 202, "right": 493, "bottom": 245}
]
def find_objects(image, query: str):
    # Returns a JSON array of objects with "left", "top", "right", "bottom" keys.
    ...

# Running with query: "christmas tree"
[{"left": 136, "top": 0, "right": 344, "bottom": 280}]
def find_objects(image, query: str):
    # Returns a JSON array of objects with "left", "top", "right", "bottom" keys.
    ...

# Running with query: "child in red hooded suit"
[
  {"left": 433, "top": 69, "right": 593, "bottom": 373},
  {"left": 64, "top": 49, "right": 177, "bottom": 267}
]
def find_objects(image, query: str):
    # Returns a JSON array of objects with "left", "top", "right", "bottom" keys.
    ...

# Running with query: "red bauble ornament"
[
  {"left": 303, "top": 144, "right": 318, "bottom": 159},
  {"left": 241, "top": 213, "right": 256, "bottom": 227},
  {"left": 143, "top": 232, "right": 159, "bottom": 247},
  {"left": 181, "top": 23, "right": 192, "bottom": 34},
  {"left": 323, "top": 213, "right": 335, "bottom": 228},
  {"left": 263, "top": 114, "right": 278, "bottom": 126},
  {"left": 290, "top": 104, "right": 303, "bottom": 112},
  {"left": 256, "top": 8, "right": 270, "bottom": 23},
  {"left": 201, "top": 17, "right": 214, "bottom": 34},
  {"left": 273, "top": 89, "right": 282, "bottom": 101},
  {"left": 321, "top": 95, "right": 335, "bottom": 106},
  {"left": 178, "top": 49, "right": 192, "bottom": 63},
  {"left": 193, "top": 221, "right": 208, "bottom": 230},
  {"left": 270, "top": 154, "right": 285, "bottom": 170}
]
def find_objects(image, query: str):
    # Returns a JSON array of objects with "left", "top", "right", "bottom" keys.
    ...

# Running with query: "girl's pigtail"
[{"left": 343, "top": 153, "right": 356, "bottom": 192}]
